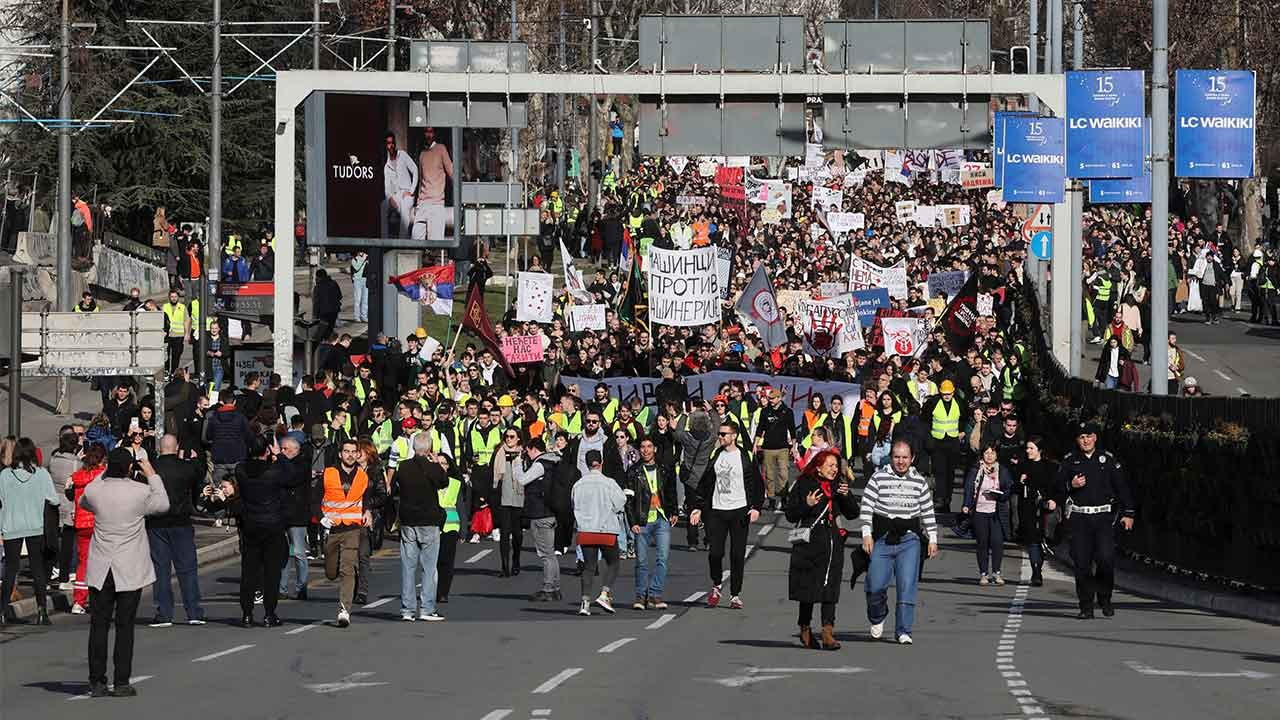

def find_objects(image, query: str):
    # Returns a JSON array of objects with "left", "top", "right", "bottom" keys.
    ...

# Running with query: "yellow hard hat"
[{"left": 940, "top": 380, "right": 956, "bottom": 394}]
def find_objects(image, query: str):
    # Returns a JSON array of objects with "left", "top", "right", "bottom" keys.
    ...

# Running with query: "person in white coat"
[{"left": 78, "top": 448, "right": 170, "bottom": 698}]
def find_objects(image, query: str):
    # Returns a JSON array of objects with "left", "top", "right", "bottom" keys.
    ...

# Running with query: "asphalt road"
[{"left": 3, "top": 511, "right": 1278, "bottom": 720}]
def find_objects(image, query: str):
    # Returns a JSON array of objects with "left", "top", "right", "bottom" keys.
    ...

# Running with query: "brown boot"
[
  {"left": 799, "top": 625, "right": 816, "bottom": 649},
  {"left": 820, "top": 624, "right": 841, "bottom": 650}
]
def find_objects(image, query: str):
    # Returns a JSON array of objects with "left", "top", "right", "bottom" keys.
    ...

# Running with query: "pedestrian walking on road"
[
  {"left": 491, "top": 428, "right": 526, "bottom": 578},
  {"left": 1057, "top": 422, "right": 1134, "bottom": 619},
  {"left": 516, "top": 438, "right": 564, "bottom": 602},
  {"left": 573, "top": 450, "right": 627, "bottom": 616},
  {"left": 395, "top": 434, "right": 448, "bottom": 621},
  {"left": 860, "top": 440, "right": 938, "bottom": 645},
  {"left": 625, "top": 437, "right": 678, "bottom": 610},
  {"left": 321, "top": 439, "right": 385, "bottom": 627},
  {"left": 689, "top": 422, "right": 764, "bottom": 610},
  {"left": 0, "top": 438, "right": 61, "bottom": 625},
  {"left": 785, "top": 449, "right": 859, "bottom": 650},
  {"left": 1016, "top": 437, "right": 1060, "bottom": 587},
  {"left": 79, "top": 449, "right": 170, "bottom": 698},
  {"left": 69, "top": 444, "right": 108, "bottom": 615},
  {"left": 962, "top": 443, "right": 1013, "bottom": 587},
  {"left": 230, "top": 436, "right": 303, "bottom": 628},
  {"left": 146, "top": 435, "right": 207, "bottom": 627}
]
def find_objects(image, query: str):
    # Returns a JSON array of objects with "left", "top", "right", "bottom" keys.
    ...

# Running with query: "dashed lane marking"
[
  {"left": 479, "top": 710, "right": 513, "bottom": 720},
  {"left": 1213, "top": 369, "right": 1232, "bottom": 382},
  {"left": 68, "top": 675, "right": 154, "bottom": 701},
  {"left": 1185, "top": 349, "right": 1206, "bottom": 362},
  {"left": 466, "top": 548, "right": 493, "bottom": 564},
  {"left": 646, "top": 613, "right": 676, "bottom": 630},
  {"left": 285, "top": 620, "right": 326, "bottom": 635},
  {"left": 192, "top": 644, "right": 255, "bottom": 663},
  {"left": 684, "top": 591, "right": 706, "bottom": 603},
  {"left": 363, "top": 596, "right": 395, "bottom": 609},
  {"left": 532, "top": 668, "right": 583, "bottom": 694},
  {"left": 757, "top": 523, "right": 775, "bottom": 536},
  {"left": 597, "top": 637, "right": 636, "bottom": 654}
]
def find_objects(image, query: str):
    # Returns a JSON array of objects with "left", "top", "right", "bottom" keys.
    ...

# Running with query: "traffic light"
[{"left": 1011, "top": 46, "right": 1030, "bottom": 74}]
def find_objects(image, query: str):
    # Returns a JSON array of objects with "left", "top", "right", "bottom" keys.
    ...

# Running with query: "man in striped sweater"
[{"left": 860, "top": 440, "right": 939, "bottom": 645}]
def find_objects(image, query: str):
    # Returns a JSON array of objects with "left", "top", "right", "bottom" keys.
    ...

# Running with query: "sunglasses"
[
  {"left": 718, "top": 431, "right": 733, "bottom": 437},
  {"left": 504, "top": 433, "right": 518, "bottom": 439}
]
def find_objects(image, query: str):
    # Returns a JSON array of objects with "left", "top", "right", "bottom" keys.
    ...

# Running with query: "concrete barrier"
[{"left": 88, "top": 243, "right": 169, "bottom": 296}]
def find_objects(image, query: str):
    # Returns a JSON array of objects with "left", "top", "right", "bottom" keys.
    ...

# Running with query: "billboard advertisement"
[
  {"left": 309, "top": 93, "right": 460, "bottom": 248},
  {"left": 993, "top": 110, "right": 1038, "bottom": 188},
  {"left": 1089, "top": 117, "right": 1152, "bottom": 204},
  {"left": 1001, "top": 116, "right": 1065, "bottom": 204},
  {"left": 1065, "top": 70, "right": 1145, "bottom": 179},
  {"left": 1174, "top": 69, "right": 1256, "bottom": 178}
]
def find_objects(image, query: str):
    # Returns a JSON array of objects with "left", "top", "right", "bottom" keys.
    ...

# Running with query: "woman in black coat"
[
  {"left": 1016, "top": 436, "right": 1060, "bottom": 586},
  {"left": 784, "top": 449, "right": 859, "bottom": 651},
  {"left": 962, "top": 443, "right": 1014, "bottom": 586},
  {"left": 224, "top": 436, "right": 302, "bottom": 628}
]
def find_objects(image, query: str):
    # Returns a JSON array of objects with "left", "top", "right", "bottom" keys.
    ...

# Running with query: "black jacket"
[
  {"left": 784, "top": 476, "right": 859, "bottom": 603},
  {"left": 147, "top": 453, "right": 205, "bottom": 529},
  {"left": 689, "top": 447, "right": 765, "bottom": 514},
  {"left": 312, "top": 271, "right": 343, "bottom": 320},
  {"left": 396, "top": 456, "right": 448, "bottom": 528},
  {"left": 234, "top": 458, "right": 304, "bottom": 529},
  {"left": 204, "top": 406, "right": 253, "bottom": 464},
  {"left": 557, "top": 434, "right": 624, "bottom": 487},
  {"left": 623, "top": 462, "right": 679, "bottom": 529},
  {"left": 279, "top": 453, "right": 313, "bottom": 527}
]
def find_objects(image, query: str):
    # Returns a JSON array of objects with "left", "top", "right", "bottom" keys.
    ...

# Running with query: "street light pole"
[
  {"left": 1149, "top": 0, "right": 1170, "bottom": 394},
  {"left": 55, "top": 0, "right": 72, "bottom": 413},
  {"left": 1068, "top": 1, "right": 1085, "bottom": 377},
  {"left": 205, "top": 0, "right": 222, "bottom": 386}
]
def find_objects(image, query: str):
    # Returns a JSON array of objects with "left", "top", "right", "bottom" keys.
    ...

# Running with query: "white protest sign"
[
  {"left": 913, "top": 205, "right": 940, "bottom": 227},
  {"left": 849, "top": 257, "right": 909, "bottom": 299},
  {"left": 819, "top": 282, "right": 848, "bottom": 299},
  {"left": 798, "top": 296, "right": 864, "bottom": 357},
  {"left": 697, "top": 159, "right": 717, "bottom": 177},
  {"left": 895, "top": 200, "right": 917, "bottom": 224},
  {"left": 811, "top": 185, "right": 842, "bottom": 210},
  {"left": 726, "top": 156, "right": 750, "bottom": 168},
  {"left": 828, "top": 212, "right": 865, "bottom": 233},
  {"left": 676, "top": 195, "right": 708, "bottom": 206},
  {"left": 941, "top": 168, "right": 962, "bottom": 185},
  {"left": 961, "top": 162, "right": 994, "bottom": 189},
  {"left": 667, "top": 156, "right": 689, "bottom": 175},
  {"left": 977, "top": 293, "right": 994, "bottom": 317},
  {"left": 715, "top": 246, "right": 734, "bottom": 301},
  {"left": 568, "top": 303, "right": 607, "bottom": 332},
  {"left": 647, "top": 246, "right": 720, "bottom": 327},
  {"left": 881, "top": 317, "right": 931, "bottom": 358},
  {"left": 515, "top": 271, "right": 554, "bottom": 323},
  {"left": 845, "top": 168, "right": 867, "bottom": 187},
  {"left": 940, "top": 205, "right": 972, "bottom": 227}
]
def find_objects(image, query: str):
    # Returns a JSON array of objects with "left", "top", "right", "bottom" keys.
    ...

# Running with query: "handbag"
[
  {"left": 470, "top": 506, "right": 494, "bottom": 535},
  {"left": 788, "top": 500, "right": 830, "bottom": 545},
  {"left": 576, "top": 531, "right": 617, "bottom": 547}
]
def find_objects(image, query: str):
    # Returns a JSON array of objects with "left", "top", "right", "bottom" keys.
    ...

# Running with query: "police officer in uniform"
[{"left": 1056, "top": 421, "right": 1134, "bottom": 619}]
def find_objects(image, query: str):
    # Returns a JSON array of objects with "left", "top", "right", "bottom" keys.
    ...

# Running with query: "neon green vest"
[
  {"left": 439, "top": 478, "right": 462, "bottom": 533},
  {"left": 931, "top": 400, "right": 960, "bottom": 439},
  {"left": 469, "top": 425, "right": 501, "bottom": 467},
  {"left": 644, "top": 466, "right": 663, "bottom": 523},
  {"left": 370, "top": 419, "right": 393, "bottom": 454},
  {"left": 1095, "top": 276, "right": 1113, "bottom": 302}
]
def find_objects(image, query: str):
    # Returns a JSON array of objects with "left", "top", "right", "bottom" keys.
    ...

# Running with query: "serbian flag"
[{"left": 390, "top": 263, "right": 454, "bottom": 316}]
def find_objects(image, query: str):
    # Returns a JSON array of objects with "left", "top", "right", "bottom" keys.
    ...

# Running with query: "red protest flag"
[{"left": 461, "top": 282, "right": 515, "bottom": 376}]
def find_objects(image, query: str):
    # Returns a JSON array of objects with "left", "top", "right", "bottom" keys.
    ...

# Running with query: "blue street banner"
[
  {"left": 1175, "top": 69, "right": 1256, "bottom": 178},
  {"left": 1089, "top": 117, "right": 1152, "bottom": 204},
  {"left": 1066, "top": 70, "right": 1145, "bottom": 178},
  {"left": 993, "top": 111, "right": 1038, "bottom": 188},
  {"left": 850, "top": 288, "right": 891, "bottom": 325},
  {"left": 1001, "top": 115, "right": 1066, "bottom": 204}
]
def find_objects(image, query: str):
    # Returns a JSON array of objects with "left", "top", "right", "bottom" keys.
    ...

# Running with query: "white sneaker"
[
  {"left": 869, "top": 622, "right": 884, "bottom": 639},
  {"left": 59, "top": 581, "right": 74, "bottom": 591},
  {"left": 993, "top": 573, "right": 1005, "bottom": 586},
  {"left": 468, "top": 533, "right": 481, "bottom": 544},
  {"left": 420, "top": 612, "right": 444, "bottom": 622},
  {"left": 401, "top": 611, "right": 415, "bottom": 622},
  {"left": 578, "top": 599, "right": 591, "bottom": 616},
  {"left": 491, "top": 529, "right": 501, "bottom": 542},
  {"left": 978, "top": 574, "right": 989, "bottom": 586},
  {"left": 337, "top": 609, "right": 351, "bottom": 628},
  {"left": 595, "top": 591, "right": 616, "bottom": 614},
  {"left": 254, "top": 591, "right": 264, "bottom": 605},
  {"left": 71, "top": 603, "right": 87, "bottom": 615},
  {"left": 554, "top": 549, "right": 564, "bottom": 556},
  {"left": 898, "top": 634, "right": 913, "bottom": 645}
]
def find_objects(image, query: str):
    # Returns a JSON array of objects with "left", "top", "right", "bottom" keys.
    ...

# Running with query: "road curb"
[
  {"left": 10, "top": 534, "right": 242, "bottom": 620},
  {"left": 1048, "top": 546, "right": 1280, "bottom": 626}
]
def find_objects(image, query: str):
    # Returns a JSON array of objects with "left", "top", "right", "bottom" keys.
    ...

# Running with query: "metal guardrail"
[{"left": 101, "top": 231, "right": 166, "bottom": 267}]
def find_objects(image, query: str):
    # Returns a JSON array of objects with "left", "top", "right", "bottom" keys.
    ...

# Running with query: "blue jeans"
[
  {"left": 353, "top": 279, "right": 368, "bottom": 322},
  {"left": 1103, "top": 375, "right": 1118, "bottom": 389},
  {"left": 1027, "top": 541, "right": 1044, "bottom": 570},
  {"left": 634, "top": 517, "right": 671, "bottom": 599},
  {"left": 211, "top": 359, "right": 225, "bottom": 391},
  {"left": 400, "top": 525, "right": 440, "bottom": 614},
  {"left": 865, "top": 532, "right": 921, "bottom": 638},
  {"left": 279, "top": 526, "right": 309, "bottom": 595},
  {"left": 147, "top": 526, "right": 204, "bottom": 621}
]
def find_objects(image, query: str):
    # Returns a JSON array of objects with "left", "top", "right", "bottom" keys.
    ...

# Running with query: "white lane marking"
[
  {"left": 1214, "top": 369, "right": 1232, "bottom": 382},
  {"left": 286, "top": 620, "right": 326, "bottom": 635},
  {"left": 684, "top": 591, "right": 706, "bottom": 603},
  {"left": 192, "top": 644, "right": 255, "bottom": 662},
  {"left": 709, "top": 667, "right": 869, "bottom": 687},
  {"left": 757, "top": 523, "right": 775, "bottom": 536},
  {"left": 480, "top": 711, "right": 513, "bottom": 720},
  {"left": 466, "top": 548, "right": 493, "bottom": 564},
  {"left": 1186, "top": 349, "right": 1206, "bottom": 362},
  {"left": 597, "top": 637, "right": 636, "bottom": 654},
  {"left": 303, "top": 671, "right": 390, "bottom": 694},
  {"left": 531, "top": 712, "right": 551, "bottom": 718},
  {"left": 1123, "top": 660, "right": 1272, "bottom": 679},
  {"left": 68, "top": 675, "right": 154, "bottom": 701},
  {"left": 646, "top": 613, "right": 676, "bottom": 630},
  {"left": 532, "top": 667, "right": 583, "bottom": 694},
  {"left": 745, "top": 544, "right": 755, "bottom": 557},
  {"left": 721, "top": 569, "right": 731, "bottom": 582},
  {"left": 1237, "top": 387, "right": 1249, "bottom": 395},
  {"left": 993, "top": 555, "right": 1049, "bottom": 720},
  {"left": 363, "top": 596, "right": 395, "bottom": 609}
]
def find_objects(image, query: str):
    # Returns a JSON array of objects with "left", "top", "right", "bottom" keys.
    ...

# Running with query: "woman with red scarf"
[{"left": 785, "top": 449, "right": 859, "bottom": 650}]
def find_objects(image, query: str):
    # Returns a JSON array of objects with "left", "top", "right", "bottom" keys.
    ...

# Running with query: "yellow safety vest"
[
  {"left": 439, "top": 478, "right": 462, "bottom": 533},
  {"left": 644, "top": 466, "right": 664, "bottom": 524},
  {"left": 161, "top": 302, "right": 188, "bottom": 337},
  {"left": 930, "top": 399, "right": 961, "bottom": 439},
  {"left": 370, "top": 419, "right": 394, "bottom": 455},
  {"left": 469, "top": 425, "right": 501, "bottom": 467}
]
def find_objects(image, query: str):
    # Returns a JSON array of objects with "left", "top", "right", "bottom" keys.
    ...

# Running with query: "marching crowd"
[{"left": 6, "top": 144, "right": 1236, "bottom": 695}]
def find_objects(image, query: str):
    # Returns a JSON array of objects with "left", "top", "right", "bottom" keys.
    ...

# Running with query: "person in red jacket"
[{"left": 70, "top": 444, "right": 108, "bottom": 614}]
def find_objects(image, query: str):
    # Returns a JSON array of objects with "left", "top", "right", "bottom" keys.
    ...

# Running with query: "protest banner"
[
  {"left": 828, "top": 212, "right": 865, "bottom": 233},
  {"left": 851, "top": 288, "right": 891, "bottom": 325},
  {"left": 977, "top": 292, "right": 994, "bottom": 317},
  {"left": 881, "top": 317, "right": 931, "bottom": 358},
  {"left": 895, "top": 200, "right": 917, "bottom": 224},
  {"left": 725, "top": 155, "right": 750, "bottom": 168},
  {"left": 715, "top": 165, "right": 744, "bottom": 187},
  {"left": 845, "top": 168, "right": 867, "bottom": 187},
  {"left": 811, "top": 185, "right": 842, "bottom": 210},
  {"left": 765, "top": 182, "right": 792, "bottom": 218},
  {"left": 961, "top": 163, "right": 994, "bottom": 189},
  {"left": 697, "top": 159, "right": 717, "bottom": 177},
  {"left": 926, "top": 270, "right": 969, "bottom": 300},
  {"left": 818, "top": 281, "right": 849, "bottom": 299},
  {"left": 941, "top": 168, "right": 962, "bottom": 185},
  {"left": 913, "top": 204, "right": 940, "bottom": 226},
  {"left": 940, "top": 205, "right": 972, "bottom": 227},
  {"left": 561, "top": 371, "right": 861, "bottom": 425},
  {"left": 501, "top": 335, "right": 544, "bottom": 364},
  {"left": 775, "top": 289, "right": 810, "bottom": 316},
  {"left": 798, "top": 296, "right": 864, "bottom": 358},
  {"left": 719, "top": 183, "right": 747, "bottom": 238},
  {"left": 667, "top": 156, "right": 689, "bottom": 175},
  {"left": 647, "top": 246, "right": 720, "bottom": 327},
  {"left": 986, "top": 189, "right": 1005, "bottom": 209},
  {"left": 515, "top": 271, "right": 554, "bottom": 323},
  {"left": 676, "top": 195, "right": 708, "bottom": 206},
  {"left": 568, "top": 303, "right": 606, "bottom": 332},
  {"left": 849, "top": 257, "right": 909, "bottom": 299}
]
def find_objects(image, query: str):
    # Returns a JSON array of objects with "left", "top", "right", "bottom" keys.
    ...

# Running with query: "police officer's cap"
[{"left": 1075, "top": 420, "right": 1100, "bottom": 436}]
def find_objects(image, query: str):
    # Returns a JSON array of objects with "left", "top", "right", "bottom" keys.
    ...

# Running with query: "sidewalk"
[{"left": 7, "top": 519, "right": 242, "bottom": 620}]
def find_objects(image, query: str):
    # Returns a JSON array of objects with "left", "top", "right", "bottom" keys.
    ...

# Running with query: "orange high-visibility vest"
[
  {"left": 321, "top": 467, "right": 368, "bottom": 526},
  {"left": 856, "top": 401, "right": 876, "bottom": 438}
]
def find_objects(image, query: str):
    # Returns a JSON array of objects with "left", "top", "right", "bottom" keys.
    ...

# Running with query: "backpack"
[{"left": 542, "top": 457, "right": 572, "bottom": 515}]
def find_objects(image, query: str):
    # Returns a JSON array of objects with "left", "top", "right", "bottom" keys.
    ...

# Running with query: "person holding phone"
[
  {"left": 784, "top": 449, "right": 859, "bottom": 650},
  {"left": 962, "top": 442, "right": 1014, "bottom": 586}
]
